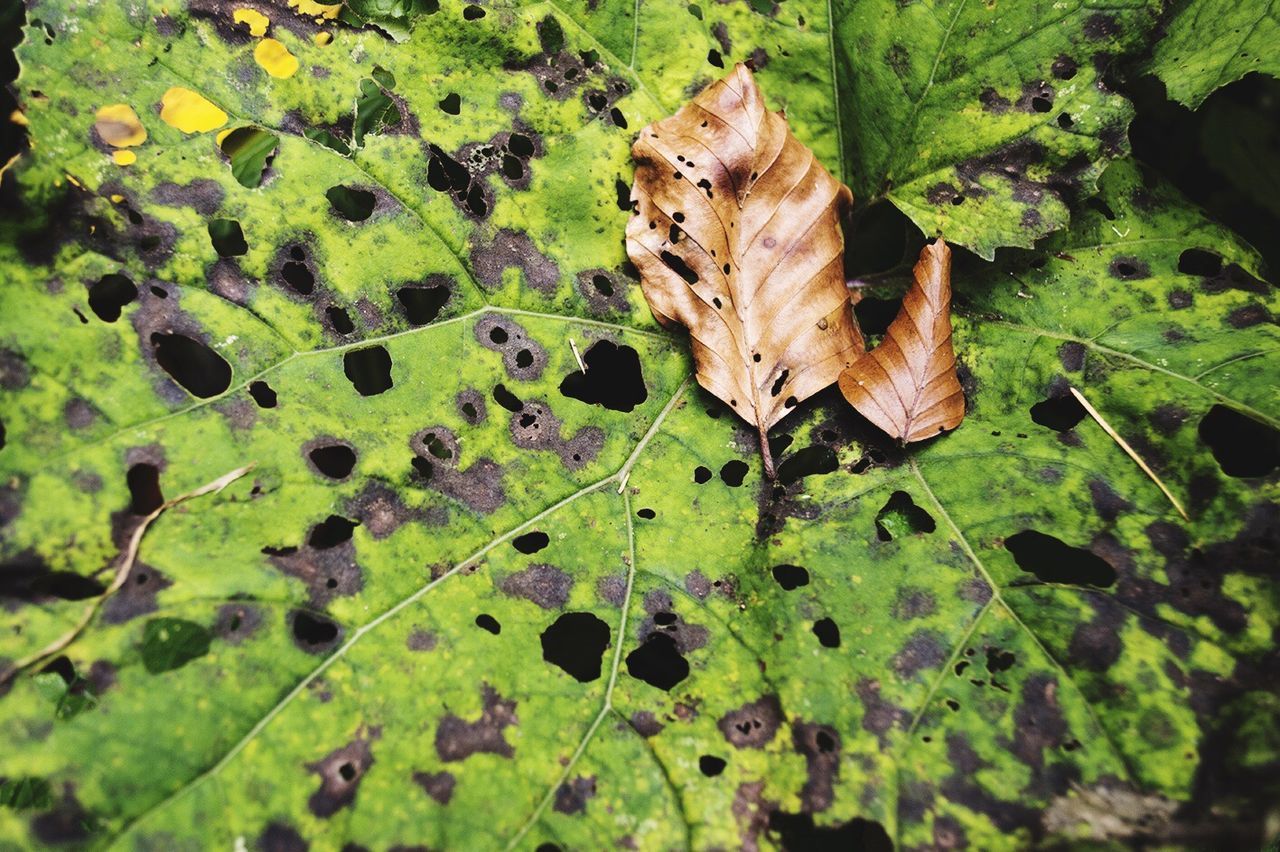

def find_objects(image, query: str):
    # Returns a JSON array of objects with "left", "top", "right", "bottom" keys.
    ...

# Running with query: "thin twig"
[
  {"left": 569, "top": 338, "right": 586, "bottom": 373},
  {"left": 1069, "top": 387, "right": 1189, "bottom": 521},
  {"left": 0, "top": 463, "right": 256, "bottom": 685}
]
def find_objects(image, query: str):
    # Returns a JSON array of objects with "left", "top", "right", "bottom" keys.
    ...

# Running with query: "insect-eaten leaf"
[
  {"left": 839, "top": 239, "right": 965, "bottom": 442},
  {"left": 626, "top": 64, "right": 862, "bottom": 478}
]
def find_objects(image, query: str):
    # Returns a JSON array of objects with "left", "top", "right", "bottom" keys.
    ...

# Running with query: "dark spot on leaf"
[
  {"left": 151, "top": 333, "right": 232, "bottom": 398},
  {"left": 343, "top": 346, "right": 393, "bottom": 396},
  {"left": 435, "top": 685, "right": 517, "bottom": 761},
  {"left": 718, "top": 695, "right": 782, "bottom": 749},
  {"left": 307, "top": 736, "right": 374, "bottom": 817},
  {"left": 0, "top": 551, "right": 105, "bottom": 606},
  {"left": 503, "top": 564, "right": 573, "bottom": 609},
  {"left": 1058, "top": 341, "right": 1085, "bottom": 372},
  {"left": 290, "top": 610, "right": 342, "bottom": 653},
  {"left": 126, "top": 462, "right": 163, "bottom": 514},
  {"left": 475, "top": 613, "right": 500, "bottom": 634},
  {"left": 140, "top": 617, "right": 212, "bottom": 674},
  {"left": 771, "top": 564, "right": 809, "bottom": 590},
  {"left": 1108, "top": 256, "right": 1149, "bottom": 280},
  {"left": 413, "top": 771, "right": 455, "bottom": 804},
  {"left": 1051, "top": 55, "right": 1078, "bottom": 79},
  {"left": 720, "top": 460, "right": 748, "bottom": 486},
  {"left": 326, "top": 186, "right": 377, "bottom": 221},
  {"left": 776, "top": 445, "right": 837, "bottom": 485},
  {"left": 625, "top": 632, "right": 688, "bottom": 690},
  {"left": 1198, "top": 405, "right": 1279, "bottom": 477},
  {"left": 553, "top": 775, "right": 596, "bottom": 815},
  {"left": 791, "top": 722, "right": 842, "bottom": 812},
  {"left": 87, "top": 273, "right": 136, "bottom": 322},
  {"left": 249, "top": 380, "right": 277, "bottom": 408},
  {"left": 1030, "top": 393, "right": 1086, "bottom": 432},
  {"left": 207, "top": 218, "right": 247, "bottom": 257},
  {"left": 1005, "top": 530, "right": 1117, "bottom": 586},
  {"left": 875, "top": 491, "right": 935, "bottom": 541},
  {"left": 1083, "top": 13, "right": 1120, "bottom": 39},
  {"left": 985, "top": 648, "right": 1016, "bottom": 673},
  {"left": 812, "top": 617, "right": 840, "bottom": 648},
  {"left": 767, "top": 812, "right": 893, "bottom": 851},
  {"left": 559, "top": 340, "right": 647, "bottom": 412}
]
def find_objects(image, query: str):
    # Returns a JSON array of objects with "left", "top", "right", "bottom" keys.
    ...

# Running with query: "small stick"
[
  {"left": 569, "top": 338, "right": 586, "bottom": 373},
  {"left": 616, "top": 470, "right": 630, "bottom": 494},
  {"left": 1069, "top": 387, "right": 1188, "bottom": 521},
  {"left": 0, "top": 463, "right": 256, "bottom": 686}
]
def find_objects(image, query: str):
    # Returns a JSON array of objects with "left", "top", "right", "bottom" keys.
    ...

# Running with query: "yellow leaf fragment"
[
  {"left": 94, "top": 103, "right": 147, "bottom": 147},
  {"left": 289, "top": 0, "right": 341, "bottom": 20},
  {"left": 159, "top": 87, "right": 228, "bottom": 133},
  {"left": 10, "top": 109, "right": 28, "bottom": 127},
  {"left": 111, "top": 150, "right": 137, "bottom": 166},
  {"left": 254, "top": 38, "right": 299, "bottom": 79},
  {"left": 313, "top": 31, "right": 333, "bottom": 46},
  {"left": 233, "top": 8, "right": 270, "bottom": 36}
]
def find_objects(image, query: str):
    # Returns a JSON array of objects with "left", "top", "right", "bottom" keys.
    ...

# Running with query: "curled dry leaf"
[
  {"left": 626, "top": 63, "right": 862, "bottom": 478},
  {"left": 839, "top": 239, "right": 965, "bottom": 441}
]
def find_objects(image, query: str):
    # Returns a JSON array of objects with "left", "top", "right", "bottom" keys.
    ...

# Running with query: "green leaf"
[
  {"left": 0, "top": 778, "right": 53, "bottom": 812},
  {"left": 1, "top": 2, "right": 1277, "bottom": 850},
  {"left": 1145, "top": 0, "right": 1280, "bottom": 109},
  {"left": 219, "top": 126, "right": 279, "bottom": 189}
]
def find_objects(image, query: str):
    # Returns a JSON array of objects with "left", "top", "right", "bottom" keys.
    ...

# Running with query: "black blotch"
[
  {"left": 771, "top": 564, "right": 809, "bottom": 590},
  {"left": 512, "top": 531, "right": 550, "bottom": 554},
  {"left": 1051, "top": 55, "right": 1078, "bottom": 79},
  {"left": 625, "top": 632, "right": 688, "bottom": 690},
  {"left": 309, "top": 443, "right": 356, "bottom": 479},
  {"left": 637, "top": 507, "right": 656, "bottom": 519},
  {"left": 699, "top": 755, "right": 726, "bottom": 776},
  {"left": 397, "top": 284, "right": 449, "bottom": 326},
  {"left": 541, "top": 611, "right": 611, "bottom": 682},
  {"left": 282, "top": 260, "right": 315, "bottom": 295},
  {"left": 720, "top": 460, "right": 748, "bottom": 486},
  {"left": 151, "top": 333, "right": 232, "bottom": 398},
  {"left": 609, "top": 107, "right": 627, "bottom": 128},
  {"left": 614, "top": 177, "right": 632, "bottom": 211},
  {"left": 659, "top": 250, "right": 698, "bottom": 284},
  {"left": 1108, "top": 256, "right": 1150, "bottom": 280},
  {"left": 986, "top": 647, "right": 1016, "bottom": 673},
  {"left": 770, "top": 369, "right": 789, "bottom": 397},
  {"left": 290, "top": 610, "right": 341, "bottom": 652},
  {"left": 475, "top": 613, "right": 501, "bottom": 634},
  {"left": 1030, "top": 393, "right": 1086, "bottom": 431},
  {"left": 463, "top": 4, "right": 485, "bottom": 18},
  {"left": 326, "top": 186, "right": 376, "bottom": 221},
  {"left": 812, "top": 617, "right": 840, "bottom": 648},
  {"left": 591, "top": 274, "right": 614, "bottom": 297},
  {"left": 1005, "top": 530, "right": 1117, "bottom": 587},
  {"left": 88, "top": 273, "right": 137, "bottom": 322},
  {"left": 1178, "top": 248, "right": 1222, "bottom": 277},
  {"left": 559, "top": 340, "right": 648, "bottom": 412},
  {"left": 308, "top": 515, "right": 359, "bottom": 549},
  {"left": 854, "top": 297, "right": 901, "bottom": 336},
  {"left": 249, "top": 380, "right": 277, "bottom": 408},
  {"left": 343, "top": 346, "right": 393, "bottom": 396},
  {"left": 767, "top": 812, "right": 893, "bottom": 852},
  {"left": 493, "top": 383, "right": 523, "bottom": 412},
  {"left": 777, "top": 446, "right": 838, "bottom": 485},
  {"left": 0, "top": 552, "right": 106, "bottom": 604},
  {"left": 508, "top": 133, "right": 534, "bottom": 158},
  {"left": 208, "top": 218, "right": 247, "bottom": 256},
  {"left": 707, "top": 48, "right": 724, "bottom": 68},
  {"left": 693, "top": 465, "right": 712, "bottom": 484},
  {"left": 438, "top": 92, "right": 461, "bottom": 115},
  {"left": 1198, "top": 405, "right": 1280, "bottom": 477},
  {"left": 325, "top": 305, "right": 355, "bottom": 335},
  {"left": 874, "top": 491, "right": 936, "bottom": 541},
  {"left": 127, "top": 463, "right": 163, "bottom": 514}
]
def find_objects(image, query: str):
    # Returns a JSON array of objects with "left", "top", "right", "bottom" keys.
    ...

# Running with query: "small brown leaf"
[
  {"left": 626, "top": 64, "right": 862, "bottom": 478},
  {"left": 838, "top": 239, "right": 965, "bottom": 441}
]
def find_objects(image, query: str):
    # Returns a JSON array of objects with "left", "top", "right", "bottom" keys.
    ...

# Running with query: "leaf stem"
[{"left": 758, "top": 420, "right": 776, "bottom": 479}]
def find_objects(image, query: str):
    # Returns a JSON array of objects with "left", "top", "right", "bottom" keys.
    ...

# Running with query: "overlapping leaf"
[{"left": 1146, "top": 0, "right": 1280, "bottom": 109}]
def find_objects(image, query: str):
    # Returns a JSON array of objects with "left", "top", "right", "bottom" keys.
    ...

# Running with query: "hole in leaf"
[
  {"left": 874, "top": 491, "right": 935, "bottom": 541},
  {"left": 559, "top": 341, "right": 648, "bottom": 412},
  {"left": 541, "top": 612, "right": 611, "bottom": 682},
  {"left": 248, "top": 380, "right": 277, "bottom": 408},
  {"left": 308, "top": 515, "right": 359, "bottom": 549},
  {"left": 127, "top": 463, "right": 164, "bottom": 514},
  {"left": 625, "top": 633, "right": 688, "bottom": 691},
  {"left": 720, "top": 460, "right": 748, "bottom": 487},
  {"left": 771, "top": 564, "right": 809, "bottom": 590},
  {"left": 309, "top": 444, "right": 356, "bottom": 479},
  {"left": 1198, "top": 405, "right": 1279, "bottom": 477},
  {"left": 659, "top": 251, "right": 699, "bottom": 284},
  {"left": 636, "top": 508, "right": 656, "bottom": 519},
  {"left": 854, "top": 297, "right": 901, "bottom": 336},
  {"left": 291, "top": 610, "right": 340, "bottom": 649},
  {"left": 88, "top": 273, "right": 137, "bottom": 322},
  {"left": 282, "top": 261, "right": 315, "bottom": 295},
  {"left": 512, "top": 531, "right": 549, "bottom": 554},
  {"left": 812, "top": 617, "right": 840, "bottom": 648},
  {"left": 1030, "top": 394, "right": 1086, "bottom": 431},
  {"left": 475, "top": 613, "right": 501, "bottom": 634},
  {"left": 343, "top": 346, "right": 393, "bottom": 396},
  {"left": 1178, "top": 248, "right": 1222, "bottom": 277},
  {"left": 438, "top": 92, "right": 461, "bottom": 114},
  {"left": 326, "top": 186, "right": 377, "bottom": 222},
  {"left": 777, "top": 446, "right": 838, "bottom": 485},
  {"left": 699, "top": 755, "right": 726, "bottom": 776},
  {"left": 693, "top": 465, "right": 712, "bottom": 484},
  {"left": 1005, "top": 530, "right": 1117, "bottom": 587},
  {"left": 208, "top": 218, "right": 248, "bottom": 256},
  {"left": 220, "top": 126, "right": 279, "bottom": 188},
  {"left": 326, "top": 305, "right": 355, "bottom": 335},
  {"left": 493, "top": 384, "right": 523, "bottom": 412},
  {"left": 151, "top": 333, "right": 232, "bottom": 398}
]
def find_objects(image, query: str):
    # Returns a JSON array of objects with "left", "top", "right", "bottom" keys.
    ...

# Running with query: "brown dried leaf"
[
  {"left": 838, "top": 239, "right": 965, "bottom": 441},
  {"left": 626, "top": 64, "right": 862, "bottom": 478}
]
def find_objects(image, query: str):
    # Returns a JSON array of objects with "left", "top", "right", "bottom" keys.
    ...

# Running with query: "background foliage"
[{"left": 0, "top": 0, "right": 1277, "bottom": 849}]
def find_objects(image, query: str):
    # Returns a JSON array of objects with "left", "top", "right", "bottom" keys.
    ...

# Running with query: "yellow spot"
[
  {"left": 233, "top": 8, "right": 270, "bottom": 36},
  {"left": 313, "top": 31, "right": 332, "bottom": 45},
  {"left": 254, "top": 38, "right": 299, "bottom": 79},
  {"left": 289, "top": 0, "right": 341, "bottom": 19},
  {"left": 159, "top": 87, "right": 228, "bottom": 133},
  {"left": 9, "top": 109, "right": 28, "bottom": 127},
  {"left": 65, "top": 174, "right": 82, "bottom": 188},
  {"left": 110, "top": 194, "right": 125, "bottom": 203},
  {"left": 112, "top": 150, "right": 137, "bottom": 166},
  {"left": 216, "top": 128, "right": 233, "bottom": 146},
  {"left": 94, "top": 103, "right": 147, "bottom": 147}
]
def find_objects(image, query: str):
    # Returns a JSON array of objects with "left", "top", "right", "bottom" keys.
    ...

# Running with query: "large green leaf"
[
  {"left": 1146, "top": 0, "right": 1280, "bottom": 109},
  {"left": 1, "top": 2, "right": 1278, "bottom": 850}
]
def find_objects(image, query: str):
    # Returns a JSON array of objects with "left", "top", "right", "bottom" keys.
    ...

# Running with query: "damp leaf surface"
[
  {"left": 839, "top": 239, "right": 964, "bottom": 442},
  {"left": 627, "top": 64, "right": 862, "bottom": 477},
  {"left": 0, "top": 4, "right": 1278, "bottom": 852},
  {"left": 1145, "top": 0, "right": 1280, "bottom": 109}
]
